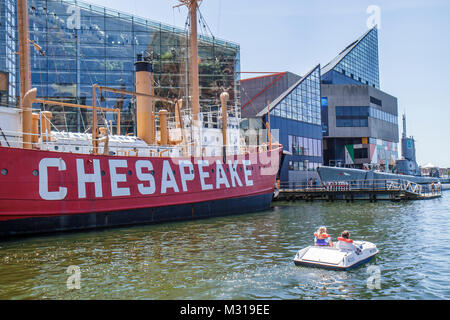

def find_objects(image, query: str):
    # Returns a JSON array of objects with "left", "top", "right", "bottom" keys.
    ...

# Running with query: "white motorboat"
[{"left": 293, "top": 241, "right": 378, "bottom": 270}]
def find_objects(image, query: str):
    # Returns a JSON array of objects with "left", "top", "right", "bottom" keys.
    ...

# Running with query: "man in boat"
[
  {"left": 314, "top": 226, "right": 333, "bottom": 247},
  {"left": 336, "top": 230, "right": 361, "bottom": 253}
]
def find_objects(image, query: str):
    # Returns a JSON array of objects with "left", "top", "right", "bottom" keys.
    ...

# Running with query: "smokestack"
[{"left": 134, "top": 54, "right": 154, "bottom": 144}]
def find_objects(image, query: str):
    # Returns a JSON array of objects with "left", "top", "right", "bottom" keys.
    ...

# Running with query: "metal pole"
[
  {"left": 267, "top": 99, "right": 272, "bottom": 150},
  {"left": 220, "top": 91, "right": 229, "bottom": 160},
  {"left": 92, "top": 85, "right": 98, "bottom": 154}
]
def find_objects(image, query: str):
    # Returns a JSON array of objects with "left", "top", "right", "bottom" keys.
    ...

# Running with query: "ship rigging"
[{"left": 0, "top": 0, "right": 281, "bottom": 238}]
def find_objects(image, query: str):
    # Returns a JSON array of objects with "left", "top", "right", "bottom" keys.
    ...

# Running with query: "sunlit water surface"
[{"left": 1, "top": 192, "right": 449, "bottom": 299}]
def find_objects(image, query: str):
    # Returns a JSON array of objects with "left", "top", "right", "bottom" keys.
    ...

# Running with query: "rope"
[{"left": 0, "top": 126, "right": 10, "bottom": 147}]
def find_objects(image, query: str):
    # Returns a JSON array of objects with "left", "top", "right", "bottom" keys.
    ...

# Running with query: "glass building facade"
[
  {"left": 0, "top": 0, "right": 240, "bottom": 134},
  {"left": 269, "top": 65, "right": 321, "bottom": 126},
  {"left": 335, "top": 106, "right": 398, "bottom": 127},
  {"left": 321, "top": 26, "right": 399, "bottom": 169},
  {"left": 321, "top": 27, "right": 380, "bottom": 89},
  {"left": 333, "top": 27, "right": 379, "bottom": 89},
  {"left": 265, "top": 65, "right": 323, "bottom": 181}
]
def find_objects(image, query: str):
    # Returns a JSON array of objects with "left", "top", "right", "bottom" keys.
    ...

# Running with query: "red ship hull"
[{"left": 0, "top": 146, "right": 281, "bottom": 237}]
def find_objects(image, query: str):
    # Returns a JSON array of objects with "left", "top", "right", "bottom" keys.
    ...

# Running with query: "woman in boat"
[
  {"left": 337, "top": 230, "right": 357, "bottom": 251},
  {"left": 314, "top": 226, "right": 333, "bottom": 247}
]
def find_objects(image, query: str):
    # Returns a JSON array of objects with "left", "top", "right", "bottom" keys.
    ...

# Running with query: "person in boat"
[
  {"left": 314, "top": 226, "right": 333, "bottom": 247},
  {"left": 336, "top": 230, "right": 359, "bottom": 253}
]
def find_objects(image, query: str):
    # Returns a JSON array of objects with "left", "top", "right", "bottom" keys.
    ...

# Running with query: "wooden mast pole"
[
  {"left": 17, "top": 0, "right": 31, "bottom": 101},
  {"left": 17, "top": 0, "right": 33, "bottom": 149},
  {"left": 187, "top": 0, "right": 200, "bottom": 157},
  {"left": 176, "top": 0, "right": 201, "bottom": 156},
  {"left": 267, "top": 100, "right": 272, "bottom": 150},
  {"left": 188, "top": 0, "right": 200, "bottom": 122}
]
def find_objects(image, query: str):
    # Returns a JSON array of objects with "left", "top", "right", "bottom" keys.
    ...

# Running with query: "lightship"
[{"left": 0, "top": 0, "right": 281, "bottom": 237}]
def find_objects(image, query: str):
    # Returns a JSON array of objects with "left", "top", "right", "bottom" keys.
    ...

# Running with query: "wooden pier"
[{"left": 274, "top": 179, "right": 443, "bottom": 202}]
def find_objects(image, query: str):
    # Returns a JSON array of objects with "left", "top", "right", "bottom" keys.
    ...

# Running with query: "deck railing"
[{"left": 278, "top": 179, "right": 442, "bottom": 198}]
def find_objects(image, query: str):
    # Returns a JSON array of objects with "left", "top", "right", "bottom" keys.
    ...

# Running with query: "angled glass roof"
[
  {"left": 321, "top": 26, "right": 380, "bottom": 89},
  {"left": 258, "top": 65, "right": 321, "bottom": 126}
]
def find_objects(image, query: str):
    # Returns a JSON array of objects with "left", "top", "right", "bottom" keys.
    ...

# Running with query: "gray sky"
[{"left": 88, "top": 0, "right": 450, "bottom": 168}]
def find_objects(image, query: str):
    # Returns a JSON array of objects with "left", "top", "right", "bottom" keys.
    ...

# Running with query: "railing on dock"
[{"left": 276, "top": 179, "right": 442, "bottom": 201}]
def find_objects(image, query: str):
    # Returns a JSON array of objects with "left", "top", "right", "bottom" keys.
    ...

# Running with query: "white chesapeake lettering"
[
  {"left": 109, "top": 159, "right": 130, "bottom": 197},
  {"left": 39, "top": 158, "right": 67, "bottom": 200},
  {"left": 135, "top": 160, "right": 155, "bottom": 195},
  {"left": 179, "top": 160, "right": 194, "bottom": 192},
  {"left": 243, "top": 160, "right": 254, "bottom": 186},
  {"left": 227, "top": 160, "right": 243, "bottom": 187},
  {"left": 161, "top": 160, "right": 179, "bottom": 193},
  {"left": 76, "top": 159, "right": 102, "bottom": 198},
  {"left": 197, "top": 160, "right": 213, "bottom": 191},
  {"left": 215, "top": 161, "right": 230, "bottom": 189}
]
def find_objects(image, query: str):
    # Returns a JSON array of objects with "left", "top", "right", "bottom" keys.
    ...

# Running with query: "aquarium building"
[
  {"left": 320, "top": 26, "right": 399, "bottom": 170},
  {"left": 0, "top": 0, "right": 240, "bottom": 134},
  {"left": 240, "top": 65, "right": 323, "bottom": 184}
]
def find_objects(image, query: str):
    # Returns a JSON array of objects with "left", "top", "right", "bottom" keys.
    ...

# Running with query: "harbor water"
[{"left": 0, "top": 192, "right": 449, "bottom": 300}]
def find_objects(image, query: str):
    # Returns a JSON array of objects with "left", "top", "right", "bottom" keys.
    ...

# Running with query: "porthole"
[
  {"left": 1, "top": 168, "right": 7, "bottom": 176},
  {"left": 75, "top": 147, "right": 80, "bottom": 151},
  {"left": 211, "top": 169, "right": 214, "bottom": 173},
  {"left": 151, "top": 170, "right": 155, "bottom": 175},
  {"left": 101, "top": 171, "right": 106, "bottom": 176},
  {"left": 54, "top": 146, "right": 59, "bottom": 150},
  {"left": 128, "top": 170, "right": 133, "bottom": 176},
  {"left": 32, "top": 169, "right": 39, "bottom": 176}
]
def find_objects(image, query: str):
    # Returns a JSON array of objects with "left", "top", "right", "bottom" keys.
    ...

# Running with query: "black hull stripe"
[{"left": 0, "top": 193, "right": 273, "bottom": 239}]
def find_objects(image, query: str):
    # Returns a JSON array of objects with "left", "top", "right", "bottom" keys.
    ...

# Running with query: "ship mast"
[
  {"left": 176, "top": 0, "right": 202, "bottom": 156},
  {"left": 17, "top": 0, "right": 34, "bottom": 149},
  {"left": 177, "top": 0, "right": 201, "bottom": 121},
  {"left": 17, "top": 0, "right": 31, "bottom": 99}
]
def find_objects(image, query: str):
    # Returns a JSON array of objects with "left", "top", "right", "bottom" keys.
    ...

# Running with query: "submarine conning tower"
[
  {"left": 396, "top": 113, "right": 421, "bottom": 176},
  {"left": 401, "top": 113, "right": 416, "bottom": 162}
]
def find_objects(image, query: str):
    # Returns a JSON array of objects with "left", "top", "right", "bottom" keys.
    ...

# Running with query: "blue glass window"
[
  {"left": 335, "top": 106, "right": 369, "bottom": 127},
  {"left": 337, "top": 106, "right": 396, "bottom": 126},
  {"left": 334, "top": 28, "right": 380, "bottom": 89},
  {"left": 271, "top": 65, "right": 321, "bottom": 126}
]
